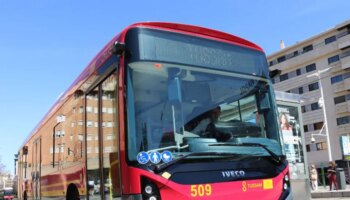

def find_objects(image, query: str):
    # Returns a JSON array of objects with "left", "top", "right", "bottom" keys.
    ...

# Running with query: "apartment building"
[{"left": 268, "top": 19, "right": 350, "bottom": 167}]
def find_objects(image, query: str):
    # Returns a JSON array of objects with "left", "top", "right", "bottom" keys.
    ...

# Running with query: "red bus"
[{"left": 17, "top": 22, "right": 291, "bottom": 200}]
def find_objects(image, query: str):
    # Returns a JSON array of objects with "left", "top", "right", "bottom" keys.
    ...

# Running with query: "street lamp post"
[{"left": 307, "top": 67, "right": 332, "bottom": 162}]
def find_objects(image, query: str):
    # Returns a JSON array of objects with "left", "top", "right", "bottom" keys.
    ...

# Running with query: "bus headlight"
[
  {"left": 279, "top": 172, "right": 292, "bottom": 199},
  {"left": 145, "top": 185, "right": 153, "bottom": 194},
  {"left": 141, "top": 177, "right": 161, "bottom": 200},
  {"left": 283, "top": 173, "right": 290, "bottom": 191}
]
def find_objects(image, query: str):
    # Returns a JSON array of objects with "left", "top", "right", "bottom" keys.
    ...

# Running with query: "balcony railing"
[
  {"left": 337, "top": 123, "right": 350, "bottom": 135},
  {"left": 332, "top": 81, "right": 345, "bottom": 93},
  {"left": 335, "top": 102, "right": 349, "bottom": 114}
]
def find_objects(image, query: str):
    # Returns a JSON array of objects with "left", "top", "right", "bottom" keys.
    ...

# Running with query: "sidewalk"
[{"left": 311, "top": 184, "right": 350, "bottom": 199}]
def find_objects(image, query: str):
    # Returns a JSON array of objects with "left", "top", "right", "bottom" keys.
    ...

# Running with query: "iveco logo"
[{"left": 221, "top": 170, "right": 246, "bottom": 178}]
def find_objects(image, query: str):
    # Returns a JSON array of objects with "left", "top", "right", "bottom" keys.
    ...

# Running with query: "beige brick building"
[{"left": 268, "top": 19, "right": 350, "bottom": 167}]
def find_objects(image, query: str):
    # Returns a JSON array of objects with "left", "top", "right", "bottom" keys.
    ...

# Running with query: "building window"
[
  {"left": 78, "top": 134, "right": 84, "bottom": 141},
  {"left": 325, "top": 35, "right": 336, "bottom": 44},
  {"left": 102, "top": 107, "right": 107, "bottom": 113},
  {"left": 328, "top": 55, "right": 340, "bottom": 64},
  {"left": 107, "top": 108, "right": 114, "bottom": 114},
  {"left": 331, "top": 75, "right": 343, "bottom": 84},
  {"left": 306, "top": 144, "right": 310, "bottom": 152},
  {"left": 298, "top": 87, "right": 304, "bottom": 94},
  {"left": 280, "top": 73, "right": 289, "bottom": 82},
  {"left": 304, "top": 125, "right": 309, "bottom": 132},
  {"left": 337, "top": 116, "right": 350, "bottom": 125},
  {"left": 269, "top": 61, "right": 273, "bottom": 66},
  {"left": 104, "top": 146, "right": 113, "bottom": 153},
  {"left": 334, "top": 95, "right": 346, "bottom": 104},
  {"left": 303, "top": 45, "right": 313, "bottom": 53},
  {"left": 341, "top": 50, "right": 350, "bottom": 59},
  {"left": 305, "top": 63, "right": 316, "bottom": 73},
  {"left": 308, "top": 82, "right": 319, "bottom": 91},
  {"left": 86, "top": 106, "right": 93, "bottom": 113},
  {"left": 87, "top": 134, "right": 93, "bottom": 141},
  {"left": 106, "top": 134, "right": 114, "bottom": 140},
  {"left": 301, "top": 106, "right": 306, "bottom": 113},
  {"left": 79, "top": 106, "right": 84, "bottom": 113},
  {"left": 343, "top": 72, "right": 350, "bottom": 79},
  {"left": 277, "top": 56, "right": 286, "bottom": 63},
  {"left": 107, "top": 122, "right": 114, "bottom": 127},
  {"left": 316, "top": 142, "right": 328, "bottom": 150},
  {"left": 86, "top": 121, "right": 93, "bottom": 127},
  {"left": 313, "top": 122, "right": 324, "bottom": 130},
  {"left": 293, "top": 51, "right": 299, "bottom": 57},
  {"left": 311, "top": 102, "right": 320, "bottom": 111},
  {"left": 296, "top": 69, "right": 301, "bottom": 76}
]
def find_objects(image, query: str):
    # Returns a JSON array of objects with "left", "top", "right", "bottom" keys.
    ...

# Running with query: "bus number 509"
[{"left": 190, "top": 184, "right": 212, "bottom": 197}]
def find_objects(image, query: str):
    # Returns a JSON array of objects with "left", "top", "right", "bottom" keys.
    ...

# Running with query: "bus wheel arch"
[{"left": 66, "top": 183, "right": 80, "bottom": 200}]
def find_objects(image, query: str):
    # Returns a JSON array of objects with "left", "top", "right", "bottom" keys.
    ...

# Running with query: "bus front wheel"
[{"left": 66, "top": 183, "right": 80, "bottom": 200}]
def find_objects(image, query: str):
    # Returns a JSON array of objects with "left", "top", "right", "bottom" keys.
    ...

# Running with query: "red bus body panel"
[{"left": 125, "top": 166, "right": 289, "bottom": 199}]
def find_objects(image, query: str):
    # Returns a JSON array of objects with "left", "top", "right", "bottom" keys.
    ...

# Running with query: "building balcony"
[
  {"left": 341, "top": 56, "right": 350, "bottom": 70},
  {"left": 335, "top": 102, "right": 349, "bottom": 114},
  {"left": 338, "top": 34, "right": 350, "bottom": 50},
  {"left": 330, "top": 61, "right": 343, "bottom": 73},
  {"left": 337, "top": 124, "right": 350, "bottom": 135},
  {"left": 344, "top": 77, "right": 350, "bottom": 90},
  {"left": 271, "top": 44, "right": 339, "bottom": 70},
  {"left": 332, "top": 81, "right": 345, "bottom": 93}
]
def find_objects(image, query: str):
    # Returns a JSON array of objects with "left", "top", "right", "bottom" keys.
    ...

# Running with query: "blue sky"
[{"left": 0, "top": 0, "right": 349, "bottom": 175}]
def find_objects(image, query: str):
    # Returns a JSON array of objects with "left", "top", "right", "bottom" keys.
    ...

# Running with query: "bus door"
[
  {"left": 86, "top": 67, "right": 122, "bottom": 199},
  {"left": 32, "top": 137, "right": 41, "bottom": 200}
]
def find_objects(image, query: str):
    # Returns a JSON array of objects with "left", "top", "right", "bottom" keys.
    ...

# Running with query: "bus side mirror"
[
  {"left": 269, "top": 69, "right": 281, "bottom": 79},
  {"left": 113, "top": 42, "right": 125, "bottom": 56}
]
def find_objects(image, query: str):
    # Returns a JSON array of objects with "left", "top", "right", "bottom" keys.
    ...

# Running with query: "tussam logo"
[{"left": 221, "top": 170, "right": 246, "bottom": 178}]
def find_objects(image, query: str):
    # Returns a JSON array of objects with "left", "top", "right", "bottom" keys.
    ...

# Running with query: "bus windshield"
[{"left": 127, "top": 61, "right": 283, "bottom": 163}]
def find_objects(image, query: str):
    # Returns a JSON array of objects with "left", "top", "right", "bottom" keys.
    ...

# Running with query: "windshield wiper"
[
  {"left": 209, "top": 142, "right": 284, "bottom": 164},
  {"left": 147, "top": 144, "right": 189, "bottom": 153},
  {"left": 155, "top": 151, "right": 239, "bottom": 172}
]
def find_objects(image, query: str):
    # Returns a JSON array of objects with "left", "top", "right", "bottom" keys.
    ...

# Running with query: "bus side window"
[
  {"left": 86, "top": 87, "right": 101, "bottom": 197},
  {"left": 86, "top": 71, "right": 121, "bottom": 199},
  {"left": 101, "top": 73, "right": 121, "bottom": 198}
]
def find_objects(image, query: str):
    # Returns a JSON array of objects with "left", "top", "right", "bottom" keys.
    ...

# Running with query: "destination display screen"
[{"left": 125, "top": 28, "right": 269, "bottom": 77}]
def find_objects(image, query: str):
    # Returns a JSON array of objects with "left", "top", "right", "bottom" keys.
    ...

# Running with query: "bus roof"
[
  {"left": 123, "top": 22, "right": 263, "bottom": 51},
  {"left": 20, "top": 22, "right": 265, "bottom": 149}
]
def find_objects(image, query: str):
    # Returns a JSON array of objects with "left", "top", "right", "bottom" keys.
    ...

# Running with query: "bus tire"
[{"left": 66, "top": 183, "right": 80, "bottom": 200}]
